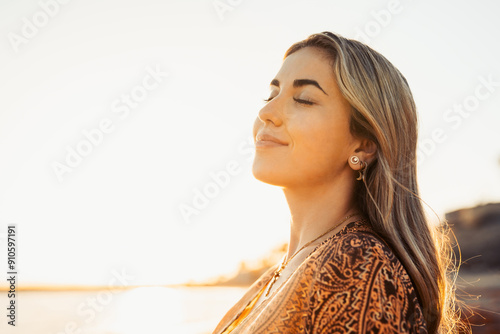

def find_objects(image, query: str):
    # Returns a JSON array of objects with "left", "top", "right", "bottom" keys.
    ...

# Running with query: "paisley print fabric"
[{"left": 212, "top": 220, "right": 428, "bottom": 334}]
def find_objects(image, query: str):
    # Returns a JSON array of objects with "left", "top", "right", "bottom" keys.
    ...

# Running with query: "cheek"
[
  {"left": 288, "top": 121, "right": 353, "bottom": 181},
  {"left": 292, "top": 119, "right": 349, "bottom": 162}
]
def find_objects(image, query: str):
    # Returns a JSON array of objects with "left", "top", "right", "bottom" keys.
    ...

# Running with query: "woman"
[{"left": 212, "top": 32, "right": 461, "bottom": 334}]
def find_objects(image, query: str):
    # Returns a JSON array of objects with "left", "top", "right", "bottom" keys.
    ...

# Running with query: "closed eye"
[
  {"left": 293, "top": 97, "right": 314, "bottom": 106},
  {"left": 263, "top": 96, "right": 314, "bottom": 106}
]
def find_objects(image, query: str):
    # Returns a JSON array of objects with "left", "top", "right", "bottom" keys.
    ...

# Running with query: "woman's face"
[{"left": 252, "top": 46, "right": 360, "bottom": 188}]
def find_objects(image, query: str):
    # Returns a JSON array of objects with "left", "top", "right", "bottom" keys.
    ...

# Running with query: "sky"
[{"left": 0, "top": 0, "right": 499, "bottom": 288}]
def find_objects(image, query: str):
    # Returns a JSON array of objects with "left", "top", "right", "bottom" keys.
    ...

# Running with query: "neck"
[{"left": 282, "top": 176, "right": 358, "bottom": 261}]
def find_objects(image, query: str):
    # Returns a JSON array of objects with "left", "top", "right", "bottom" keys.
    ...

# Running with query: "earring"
[
  {"left": 356, "top": 161, "right": 367, "bottom": 181},
  {"left": 349, "top": 155, "right": 367, "bottom": 181}
]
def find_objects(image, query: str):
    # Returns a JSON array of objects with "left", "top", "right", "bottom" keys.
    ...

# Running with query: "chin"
[{"left": 251, "top": 162, "right": 290, "bottom": 187}]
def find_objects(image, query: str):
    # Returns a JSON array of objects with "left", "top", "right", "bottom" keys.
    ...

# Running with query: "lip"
[{"left": 255, "top": 133, "right": 288, "bottom": 148}]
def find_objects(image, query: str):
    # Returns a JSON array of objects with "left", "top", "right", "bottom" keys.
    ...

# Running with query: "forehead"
[{"left": 276, "top": 47, "right": 335, "bottom": 90}]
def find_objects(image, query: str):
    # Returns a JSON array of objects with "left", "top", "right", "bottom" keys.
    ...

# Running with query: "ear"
[{"left": 352, "top": 138, "right": 377, "bottom": 167}]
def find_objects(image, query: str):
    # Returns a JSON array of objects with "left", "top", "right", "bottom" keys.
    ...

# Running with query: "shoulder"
[
  {"left": 305, "top": 220, "right": 428, "bottom": 333},
  {"left": 313, "top": 220, "right": 399, "bottom": 274},
  {"left": 307, "top": 221, "right": 408, "bottom": 300}
]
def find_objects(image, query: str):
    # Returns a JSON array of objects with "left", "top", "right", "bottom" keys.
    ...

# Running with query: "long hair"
[{"left": 284, "top": 32, "right": 463, "bottom": 333}]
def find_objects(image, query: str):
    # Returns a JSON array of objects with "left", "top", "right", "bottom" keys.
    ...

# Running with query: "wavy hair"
[{"left": 284, "top": 32, "right": 464, "bottom": 333}]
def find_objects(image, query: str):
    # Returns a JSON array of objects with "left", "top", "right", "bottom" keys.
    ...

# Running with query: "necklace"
[{"left": 264, "top": 212, "right": 359, "bottom": 297}]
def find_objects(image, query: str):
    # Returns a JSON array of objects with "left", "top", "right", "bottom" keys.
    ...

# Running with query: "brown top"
[{"left": 212, "top": 220, "right": 428, "bottom": 334}]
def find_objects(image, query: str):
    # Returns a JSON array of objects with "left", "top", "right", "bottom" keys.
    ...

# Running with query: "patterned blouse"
[{"left": 212, "top": 219, "right": 428, "bottom": 334}]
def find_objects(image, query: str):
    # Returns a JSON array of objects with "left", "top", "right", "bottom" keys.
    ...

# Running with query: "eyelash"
[{"left": 263, "top": 97, "right": 314, "bottom": 106}]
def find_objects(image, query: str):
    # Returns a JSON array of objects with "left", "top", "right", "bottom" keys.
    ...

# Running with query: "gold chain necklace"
[{"left": 264, "top": 212, "right": 359, "bottom": 297}]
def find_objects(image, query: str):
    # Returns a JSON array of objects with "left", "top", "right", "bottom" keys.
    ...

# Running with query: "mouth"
[
  {"left": 255, "top": 133, "right": 289, "bottom": 148},
  {"left": 255, "top": 140, "right": 288, "bottom": 148}
]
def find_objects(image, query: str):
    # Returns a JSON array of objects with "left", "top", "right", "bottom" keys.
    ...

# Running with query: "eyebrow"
[{"left": 270, "top": 78, "right": 328, "bottom": 96}]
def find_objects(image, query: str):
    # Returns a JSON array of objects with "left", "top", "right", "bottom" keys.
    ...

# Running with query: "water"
[
  {"left": 3, "top": 274, "right": 498, "bottom": 333},
  {"left": 0, "top": 286, "right": 248, "bottom": 334}
]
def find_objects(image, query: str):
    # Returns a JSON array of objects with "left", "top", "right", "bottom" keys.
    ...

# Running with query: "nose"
[{"left": 257, "top": 98, "right": 283, "bottom": 127}]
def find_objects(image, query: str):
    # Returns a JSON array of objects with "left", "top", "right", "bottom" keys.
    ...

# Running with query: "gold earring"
[
  {"left": 350, "top": 155, "right": 366, "bottom": 181},
  {"left": 356, "top": 161, "right": 367, "bottom": 181}
]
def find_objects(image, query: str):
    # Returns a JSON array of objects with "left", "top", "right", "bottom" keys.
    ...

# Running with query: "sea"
[{"left": 0, "top": 286, "right": 248, "bottom": 334}]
